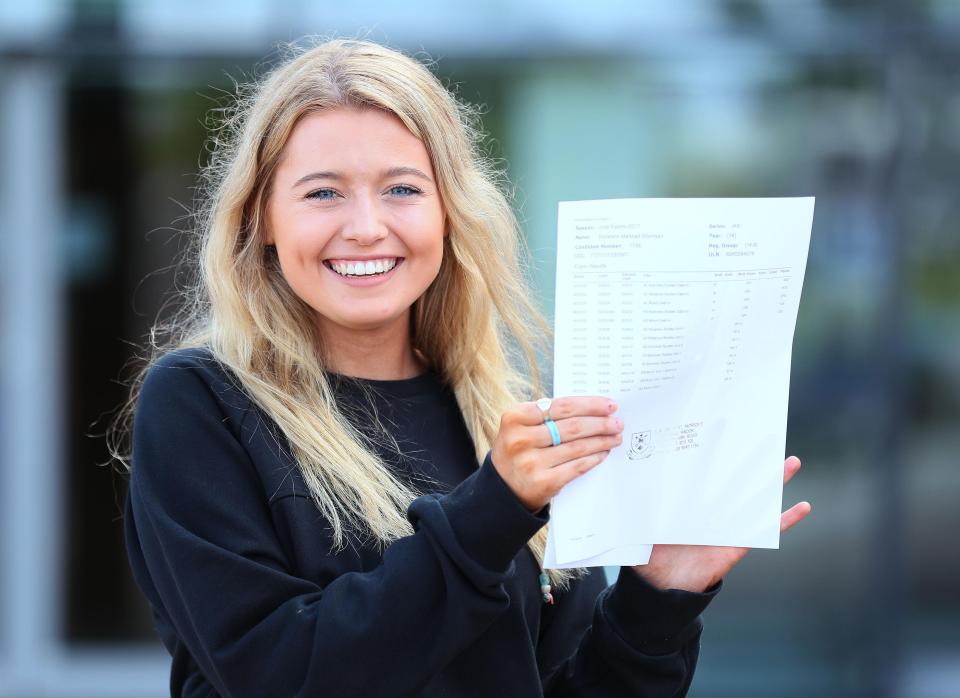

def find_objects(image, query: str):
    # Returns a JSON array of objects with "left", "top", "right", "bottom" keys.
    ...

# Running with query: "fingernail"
[{"left": 608, "top": 402, "right": 617, "bottom": 412}]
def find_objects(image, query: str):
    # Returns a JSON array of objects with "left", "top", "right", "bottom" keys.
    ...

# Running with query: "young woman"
[{"left": 116, "top": 39, "right": 810, "bottom": 697}]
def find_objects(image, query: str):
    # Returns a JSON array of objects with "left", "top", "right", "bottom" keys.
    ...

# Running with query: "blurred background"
[{"left": 1, "top": 1, "right": 958, "bottom": 696}]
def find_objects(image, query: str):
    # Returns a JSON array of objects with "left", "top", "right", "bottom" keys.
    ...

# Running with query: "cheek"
[
  {"left": 275, "top": 217, "right": 330, "bottom": 266},
  {"left": 407, "top": 210, "right": 446, "bottom": 260},
  {"left": 271, "top": 235, "right": 331, "bottom": 305}
]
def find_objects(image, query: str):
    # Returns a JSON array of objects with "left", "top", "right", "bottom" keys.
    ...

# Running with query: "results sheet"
[{"left": 544, "top": 197, "right": 814, "bottom": 568}]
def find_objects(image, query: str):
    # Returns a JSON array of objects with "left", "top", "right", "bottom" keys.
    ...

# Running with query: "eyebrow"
[{"left": 292, "top": 166, "right": 433, "bottom": 189}]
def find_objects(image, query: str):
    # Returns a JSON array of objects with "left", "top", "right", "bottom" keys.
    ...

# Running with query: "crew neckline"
[{"left": 325, "top": 369, "right": 442, "bottom": 399}]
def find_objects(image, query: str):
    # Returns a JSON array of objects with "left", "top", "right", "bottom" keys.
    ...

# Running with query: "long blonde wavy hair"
[{"left": 110, "top": 38, "right": 578, "bottom": 587}]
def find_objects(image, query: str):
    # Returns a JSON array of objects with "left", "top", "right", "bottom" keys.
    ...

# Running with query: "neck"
[{"left": 318, "top": 312, "right": 425, "bottom": 380}]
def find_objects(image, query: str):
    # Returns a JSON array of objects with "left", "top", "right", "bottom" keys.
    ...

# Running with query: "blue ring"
[{"left": 545, "top": 418, "right": 562, "bottom": 447}]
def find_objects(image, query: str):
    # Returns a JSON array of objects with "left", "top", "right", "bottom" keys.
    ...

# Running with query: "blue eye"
[
  {"left": 388, "top": 185, "right": 421, "bottom": 197},
  {"left": 305, "top": 188, "right": 338, "bottom": 201}
]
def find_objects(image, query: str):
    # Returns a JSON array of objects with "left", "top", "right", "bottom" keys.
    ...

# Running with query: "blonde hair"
[{"left": 110, "top": 38, "right": 579, "bottom": 587}]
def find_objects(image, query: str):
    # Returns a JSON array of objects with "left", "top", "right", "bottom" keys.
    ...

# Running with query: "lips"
[
  {"left": 322, "top": 257, "right": 404, "bottom": 285},
  {"left": 325, "top": 257, "right": 400, "bottom": 277}
]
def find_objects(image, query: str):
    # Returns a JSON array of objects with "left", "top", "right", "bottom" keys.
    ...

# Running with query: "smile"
[{"left": 324, "top": 257, "right": 401, "bottom": 277}]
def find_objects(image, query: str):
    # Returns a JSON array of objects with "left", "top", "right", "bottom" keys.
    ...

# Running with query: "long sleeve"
[
  {"left": 538, "top": 561, "right": 719, "bottom": 697},
  {"left": 124, "top": 354, "right": 548, "bottom": 697}
]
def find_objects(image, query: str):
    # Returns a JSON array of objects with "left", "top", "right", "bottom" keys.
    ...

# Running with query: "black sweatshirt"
[{"left": 124, "top": 347, "right": 718, "bottom": 697}]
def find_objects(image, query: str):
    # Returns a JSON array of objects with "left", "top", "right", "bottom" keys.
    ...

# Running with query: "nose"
[{"left": 341, "top": 193, "right": 388, "bottom": 246}]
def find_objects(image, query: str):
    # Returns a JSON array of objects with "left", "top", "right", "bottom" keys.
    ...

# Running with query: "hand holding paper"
[
  {"left": 488, "top": 396, "right": 624, "bottom": 513},
  {"left": 631, "top": 456, "right": 811, "bottom": 593}
]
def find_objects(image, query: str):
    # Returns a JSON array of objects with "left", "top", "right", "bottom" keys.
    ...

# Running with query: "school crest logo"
[{"left": 628, "top": 430, "right": 653, "bottom": 460}]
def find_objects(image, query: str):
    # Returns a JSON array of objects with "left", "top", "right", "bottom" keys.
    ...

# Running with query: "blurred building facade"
[{"left": 1, "top": 1, "right": 958, "bottom": 696}]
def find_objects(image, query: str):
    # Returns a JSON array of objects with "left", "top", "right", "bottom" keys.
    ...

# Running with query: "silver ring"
[{"left": 535, "top": 397, "right": 552, "bottom": 423}]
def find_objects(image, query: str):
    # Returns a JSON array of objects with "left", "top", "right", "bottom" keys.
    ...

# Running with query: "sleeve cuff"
[
  {"left": 602, "top": 566, "right": 721, "bottom": 655},
  {"left": 438, "top": 451, "right": 548, "bottom": 573}
]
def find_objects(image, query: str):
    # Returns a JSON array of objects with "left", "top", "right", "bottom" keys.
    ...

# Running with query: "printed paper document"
[{"left": 544, "top": 198, "right": 814, "bottom": 569}]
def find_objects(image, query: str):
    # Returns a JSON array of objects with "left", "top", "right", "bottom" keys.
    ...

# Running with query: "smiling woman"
[
  {"left": 108, "top": 38, "right": 806, "bottom": 698},
  {"left": 265, "top": 107, "right": 446, "bottom": 374}
]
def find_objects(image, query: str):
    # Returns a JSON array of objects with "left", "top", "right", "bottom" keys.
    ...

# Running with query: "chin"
[{"left": 321, "top": 309, "right": 407, "bottom": 333}]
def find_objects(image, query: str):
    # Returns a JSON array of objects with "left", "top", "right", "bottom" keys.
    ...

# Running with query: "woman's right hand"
[{"left": 490, "top": 397, "right": 624, "bottom": 513}]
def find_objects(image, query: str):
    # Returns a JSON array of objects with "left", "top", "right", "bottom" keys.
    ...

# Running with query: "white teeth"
[{"left": 329, "top": 258, "right": 398, "bottom": 277}]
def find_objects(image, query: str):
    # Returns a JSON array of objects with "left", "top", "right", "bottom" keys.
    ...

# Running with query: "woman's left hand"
[{"left": 632, "top": 456, "right": 812, "bottom": 593}]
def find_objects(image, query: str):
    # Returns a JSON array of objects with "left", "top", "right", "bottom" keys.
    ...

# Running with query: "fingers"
[
  {"left": 541, "top": 431, "right": 623, "bottom": 468},
  {"left": 535, "top": 415, "right": 623, "bottom": 449},
  {"left": 781, "top": 457, "right": 809, "bottom": 534},
  {"left": 783, "top": 456, "right": 802, "bottom": 485},
  {"left": 780, "top": 501, "right": 812, "bottom": 534},
  {"left": 549, "top": 450, "right": 611, "bottom": 487},
  {"left": 511, "top": 396, "right": 617, "bottom": 426}
]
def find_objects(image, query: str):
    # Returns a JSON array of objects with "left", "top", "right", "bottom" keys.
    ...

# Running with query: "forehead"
[{"left": 276, "top": 107, "right": 433, "bottom": 176}]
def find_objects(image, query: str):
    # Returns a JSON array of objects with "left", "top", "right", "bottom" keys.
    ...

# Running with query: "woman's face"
[{"left": 265, "top": 107, "right": 446, "bottom": 340}]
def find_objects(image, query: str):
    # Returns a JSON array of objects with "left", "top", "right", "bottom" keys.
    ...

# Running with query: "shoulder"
[
  {"left": 147, "top": 345, "right": 228, "bottom": 384},
  {"left": 129, "top": 349, "right": 281, "bottom": 533},
  {"left": 139, "top": 346, "right": 252, "bottom": 423}
]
